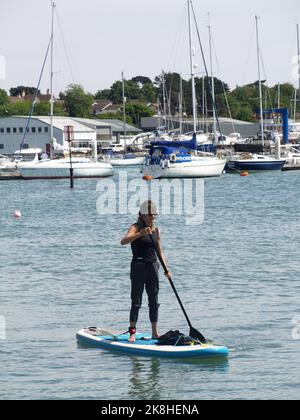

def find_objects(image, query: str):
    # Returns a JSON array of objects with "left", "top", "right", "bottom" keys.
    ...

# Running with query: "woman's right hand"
[{"left": 140, "top": 227, "right": 152, "bottom": 236}]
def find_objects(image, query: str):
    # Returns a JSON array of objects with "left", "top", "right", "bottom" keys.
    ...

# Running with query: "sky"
[{"left": 0, "top": 0, "right": 299, "bottom": 96}]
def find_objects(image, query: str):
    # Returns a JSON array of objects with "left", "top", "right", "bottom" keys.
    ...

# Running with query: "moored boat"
[
  {"left": 142, "top": 137, "right": 226, "bottom": 179},
  {"left": 282, "top": 150, "right": 300, "bottom": 171},
  {"left": 226, "top": 154, "right": 286, "bottom": 172},
  {"left": 102, "top": 153, "right": 145, "bottom": 167},
  {"left": 18, "top": 157, "right": 113, "bottom": 179},
  {"left": 0, "top": 148, "right": 42, "bottom": 173}
]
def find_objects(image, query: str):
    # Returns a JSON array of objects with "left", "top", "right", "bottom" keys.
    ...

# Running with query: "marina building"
[
  {"left": 0, "top": 116, "right": 141, "bottom": 155},
  {"left": 141, "top": 116, "right": 261, "bottom": 138}
]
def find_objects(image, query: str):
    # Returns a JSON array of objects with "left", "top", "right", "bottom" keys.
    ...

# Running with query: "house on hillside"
[{"left": 92, "top": 100, "right": 122, "bottom": 116}]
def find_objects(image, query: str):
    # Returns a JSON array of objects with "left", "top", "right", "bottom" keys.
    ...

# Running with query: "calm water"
[{"left": 0, "top": 169, "right": 299, "bottom": 400}]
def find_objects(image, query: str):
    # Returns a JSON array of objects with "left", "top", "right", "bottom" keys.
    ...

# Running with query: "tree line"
[{"left": 0, "top": 74, "right": 298, "bottom": 127}]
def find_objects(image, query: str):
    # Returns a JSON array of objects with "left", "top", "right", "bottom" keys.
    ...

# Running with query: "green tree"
[
  {"left": 6, "top": 101, "right": 32, "bottom": 116},
  {"left": 131, "top": 76, "right": 152, "bottom": 86},
  {"left": 0, "top": 89, "right": 9, "bottom": 106},
  {"left": 96, "top": 112, "right": 133, "bottom": 125},
  {"left": 125, "top": 103, "right": 155, "bottom": 126},
  {"left": 140, "top": 83, "right": 157, "bottom": 103},
  {"left": 94, "top": 89, "right": 111, "bottom": 100},
  {"left": 33, "top": 101, "right": 66, "bottom": 116},
  {"left": 95, "top": 76, "right": 158, "bottom": 104},
  {"left": 63, "top": 84, "right": 93, "bottom": 117},
  {"left": 9, "top": 86, "right": 40, "bottom": 97},
  {"left": 0, "top": 89, "right": 10, "bottom": 116}
]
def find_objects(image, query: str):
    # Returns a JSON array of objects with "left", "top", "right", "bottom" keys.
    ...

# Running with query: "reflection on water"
[
  {"left": 128, "top": 358, "right": 162, "bottom": 400},
  {"left": 128, "top": 356, "right": 229, "bottom": 400}
]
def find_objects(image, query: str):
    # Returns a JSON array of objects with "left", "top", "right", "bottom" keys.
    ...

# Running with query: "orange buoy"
[
  {"left": 240, "top": 172, "right": 249, "bottom": 177},
  {"left": 143, "top": 175, "right": 153, "bottom": 181}
]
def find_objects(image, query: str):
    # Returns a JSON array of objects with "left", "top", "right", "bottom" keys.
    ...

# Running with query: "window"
[
  {"left": 0, "top": 144, "right": 4, "bottom": 149},
  {"left": 13, "top": 128, "right": 17, "bottom": 133},
  {"left": 44, "top": 127, "right": 49, "bottom": 133},
  {"left": 0, "top": 128, "right": 4, "bottom": 133},
  {"left": 19, "top": 128, "right": 23, "bottom": 133},
  {"left": 38, "top": 127, "right": 42, "bottom": 133},
  {"left": 32, "top": 127, "right": 36, "bottom": 133},
  {"left": 6, "top": 128, "right": 11, "bottom": 133},
  {"left": 26, "top": 128, "right": 29, "bottom": 133}
]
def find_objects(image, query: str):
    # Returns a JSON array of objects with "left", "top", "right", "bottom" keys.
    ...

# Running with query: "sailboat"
[
  {"left": 142, "top": 0, "right": 226, "bottom": 179},
  {"left": 227, "top": 16, "right": 286, "bottom": 173},
  {"left": 18, "top": 156, "right": 114, "bottom": 179},
  {"left": 282, "top": 24, "right": 300, "bottom": 170},
  {"left": 18, "top": 2, "right": 113, "bottom": 180},
  {"left": 101, "top": 72, "right": 145, "bottom": 168}
]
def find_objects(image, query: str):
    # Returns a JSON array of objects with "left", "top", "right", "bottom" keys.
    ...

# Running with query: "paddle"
[{"left": 147, "top": 228, "right": 207, "bottom": 344}]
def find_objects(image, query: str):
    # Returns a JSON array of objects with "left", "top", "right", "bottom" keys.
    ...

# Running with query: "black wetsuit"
[{"left": 130, "top": 224, "right": 160, "bottom": 324}]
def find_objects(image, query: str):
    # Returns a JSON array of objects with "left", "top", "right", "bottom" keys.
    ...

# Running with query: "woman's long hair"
[{"left": 136, "top": 200, "right": 157, "bottom": 230}]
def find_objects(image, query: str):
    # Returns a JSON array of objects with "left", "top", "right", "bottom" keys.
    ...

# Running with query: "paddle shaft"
[{"left": 148, "top": 232, "right": 194, "bottom": 331}]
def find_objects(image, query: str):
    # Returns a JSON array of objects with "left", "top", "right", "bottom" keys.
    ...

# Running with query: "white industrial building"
[{"left": 0, "top": 116, "right": 139, "bottom": 155}]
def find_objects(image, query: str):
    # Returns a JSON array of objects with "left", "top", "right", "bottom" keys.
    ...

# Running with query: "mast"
[
  {"left": 50, "top": 2, "right": 55, "bottom": 155},
  {"left": 162, "top": 71, "right": 167, "bottom": 130},
  {"left": 202, "top": 73, "right": 205, "bottom": 133},
  {"left": 277, "top": 83, "right": 281, "bottom": 131},
  {"left": 122, "top": 71, "right": 127, "bottom": 155},
  {"left": 179, "top": 74, "right": 183, "bottom": 135},
  {"left": 297, "top": 24, "right": 300, "bottom": 117},
  {"left": 293, "top": 88, "right": 297, "bottom": 125},
  {"left": 255, "top": 15, "right": 265, "bottom": 148},
  {"left": 188, "top": 0, "right": 197, "bottom": 133},
  {"left": 208, "top": 15, "right": 217, "bottom": 143}
]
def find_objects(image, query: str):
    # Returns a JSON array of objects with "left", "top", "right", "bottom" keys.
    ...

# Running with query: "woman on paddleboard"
[{"left": 121, "top": 200, "right": 172, "bottom": 342}]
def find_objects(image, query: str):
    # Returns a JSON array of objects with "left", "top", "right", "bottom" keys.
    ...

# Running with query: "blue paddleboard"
[{"left": 77, "top": 328, "right": 229, "bottom": 359}]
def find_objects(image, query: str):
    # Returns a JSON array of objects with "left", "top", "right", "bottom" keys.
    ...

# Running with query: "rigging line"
[
  {"left": 19, "top": 36, "right": 52, "bottom": 152},
  {"left": 165, "top": 3, "right": 187, "bottom": 74},
  {"left": 211, "top": 34, "right": 235, "bottom": 133},
  {"left": 54, "top": 8, "right": 76, "bottom": 84},
  {"left": 241, "top": 26, "right": 256, "bottom": 86},
  {"left": 260, "top": 52, "right": 277, "bottom": 111},
  {"left": 190, "top": 1, "right": 223, "bottom": 138}
]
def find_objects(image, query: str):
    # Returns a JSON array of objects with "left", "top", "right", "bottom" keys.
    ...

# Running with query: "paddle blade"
[{"left": 189, "top": 326, "right": 207, "bottom": 344}]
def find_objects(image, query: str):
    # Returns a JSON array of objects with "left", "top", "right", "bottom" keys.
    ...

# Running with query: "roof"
[
  {"left": 99, "top": 119, "right": 142, "bottom": 133},
  {"left": 1, "top": 115, "right": 141, "bottom": 133},
  {"left": 32, "top": 116, "right": 95, "bottom": 132},
  {"left": 73, "top": 118, "right": 111, "bottom": 128},
  {"left": 92, "top": 100, "right": 113, "bottom": 113}
]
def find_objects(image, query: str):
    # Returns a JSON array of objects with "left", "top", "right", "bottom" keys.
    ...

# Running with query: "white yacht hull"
[
  {"left": 108, "top": 157, "right": 144, "bottom": 167},
  {"left": 18, "top": 159, "right": 114, "bottom": 179},
  {"left": 283, "top": 156, "right": 300, "bottom": 171},
  {"left": 142, "top": 158, "right": 226, "bottom": 179}
]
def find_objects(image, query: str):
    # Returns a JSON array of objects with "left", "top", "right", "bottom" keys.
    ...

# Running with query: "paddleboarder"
[{"left": 121, "top": 200, "right": 172, "bottom": 342}]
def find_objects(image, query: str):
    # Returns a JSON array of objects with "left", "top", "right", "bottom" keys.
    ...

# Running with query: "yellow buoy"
[
  {"left": 240, "top": 171, "right": 249, "bottom": 177},
  {"left": 143, "top": 175, "right": 153, "bottom": 181}
]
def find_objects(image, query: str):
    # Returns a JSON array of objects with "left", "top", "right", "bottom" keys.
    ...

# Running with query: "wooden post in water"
[{"left": 65, "top": 125, "right": 74, "bottom": 188}]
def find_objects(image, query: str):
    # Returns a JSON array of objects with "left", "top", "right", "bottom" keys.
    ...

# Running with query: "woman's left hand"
[{"left": 164, "top": 271, "right": 173, "bottom": 280}]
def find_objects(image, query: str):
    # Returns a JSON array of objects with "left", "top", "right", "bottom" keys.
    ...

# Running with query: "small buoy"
[
  {"left": 13, "top": 210, "right": 22, "bottom": 219},
  {"left": 240, "top": 171, "right": 249, "bottom": 177},
  {"left": 143, "top": 175, "right": 153, "bottom": 181}
]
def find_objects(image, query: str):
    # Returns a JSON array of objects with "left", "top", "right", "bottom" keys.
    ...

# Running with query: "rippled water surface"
[{"left": 0, "top": 169, "right": 299, "bottom": 400}]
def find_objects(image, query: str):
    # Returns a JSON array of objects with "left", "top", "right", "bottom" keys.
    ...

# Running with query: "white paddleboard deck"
[{"left": 77, "top": 328, "right": 229, "bottom": 359}]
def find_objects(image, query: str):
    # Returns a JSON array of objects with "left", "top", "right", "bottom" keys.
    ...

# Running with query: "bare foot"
[{"left": 129, "top": 334, "right": 136, "bottom": 343}]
